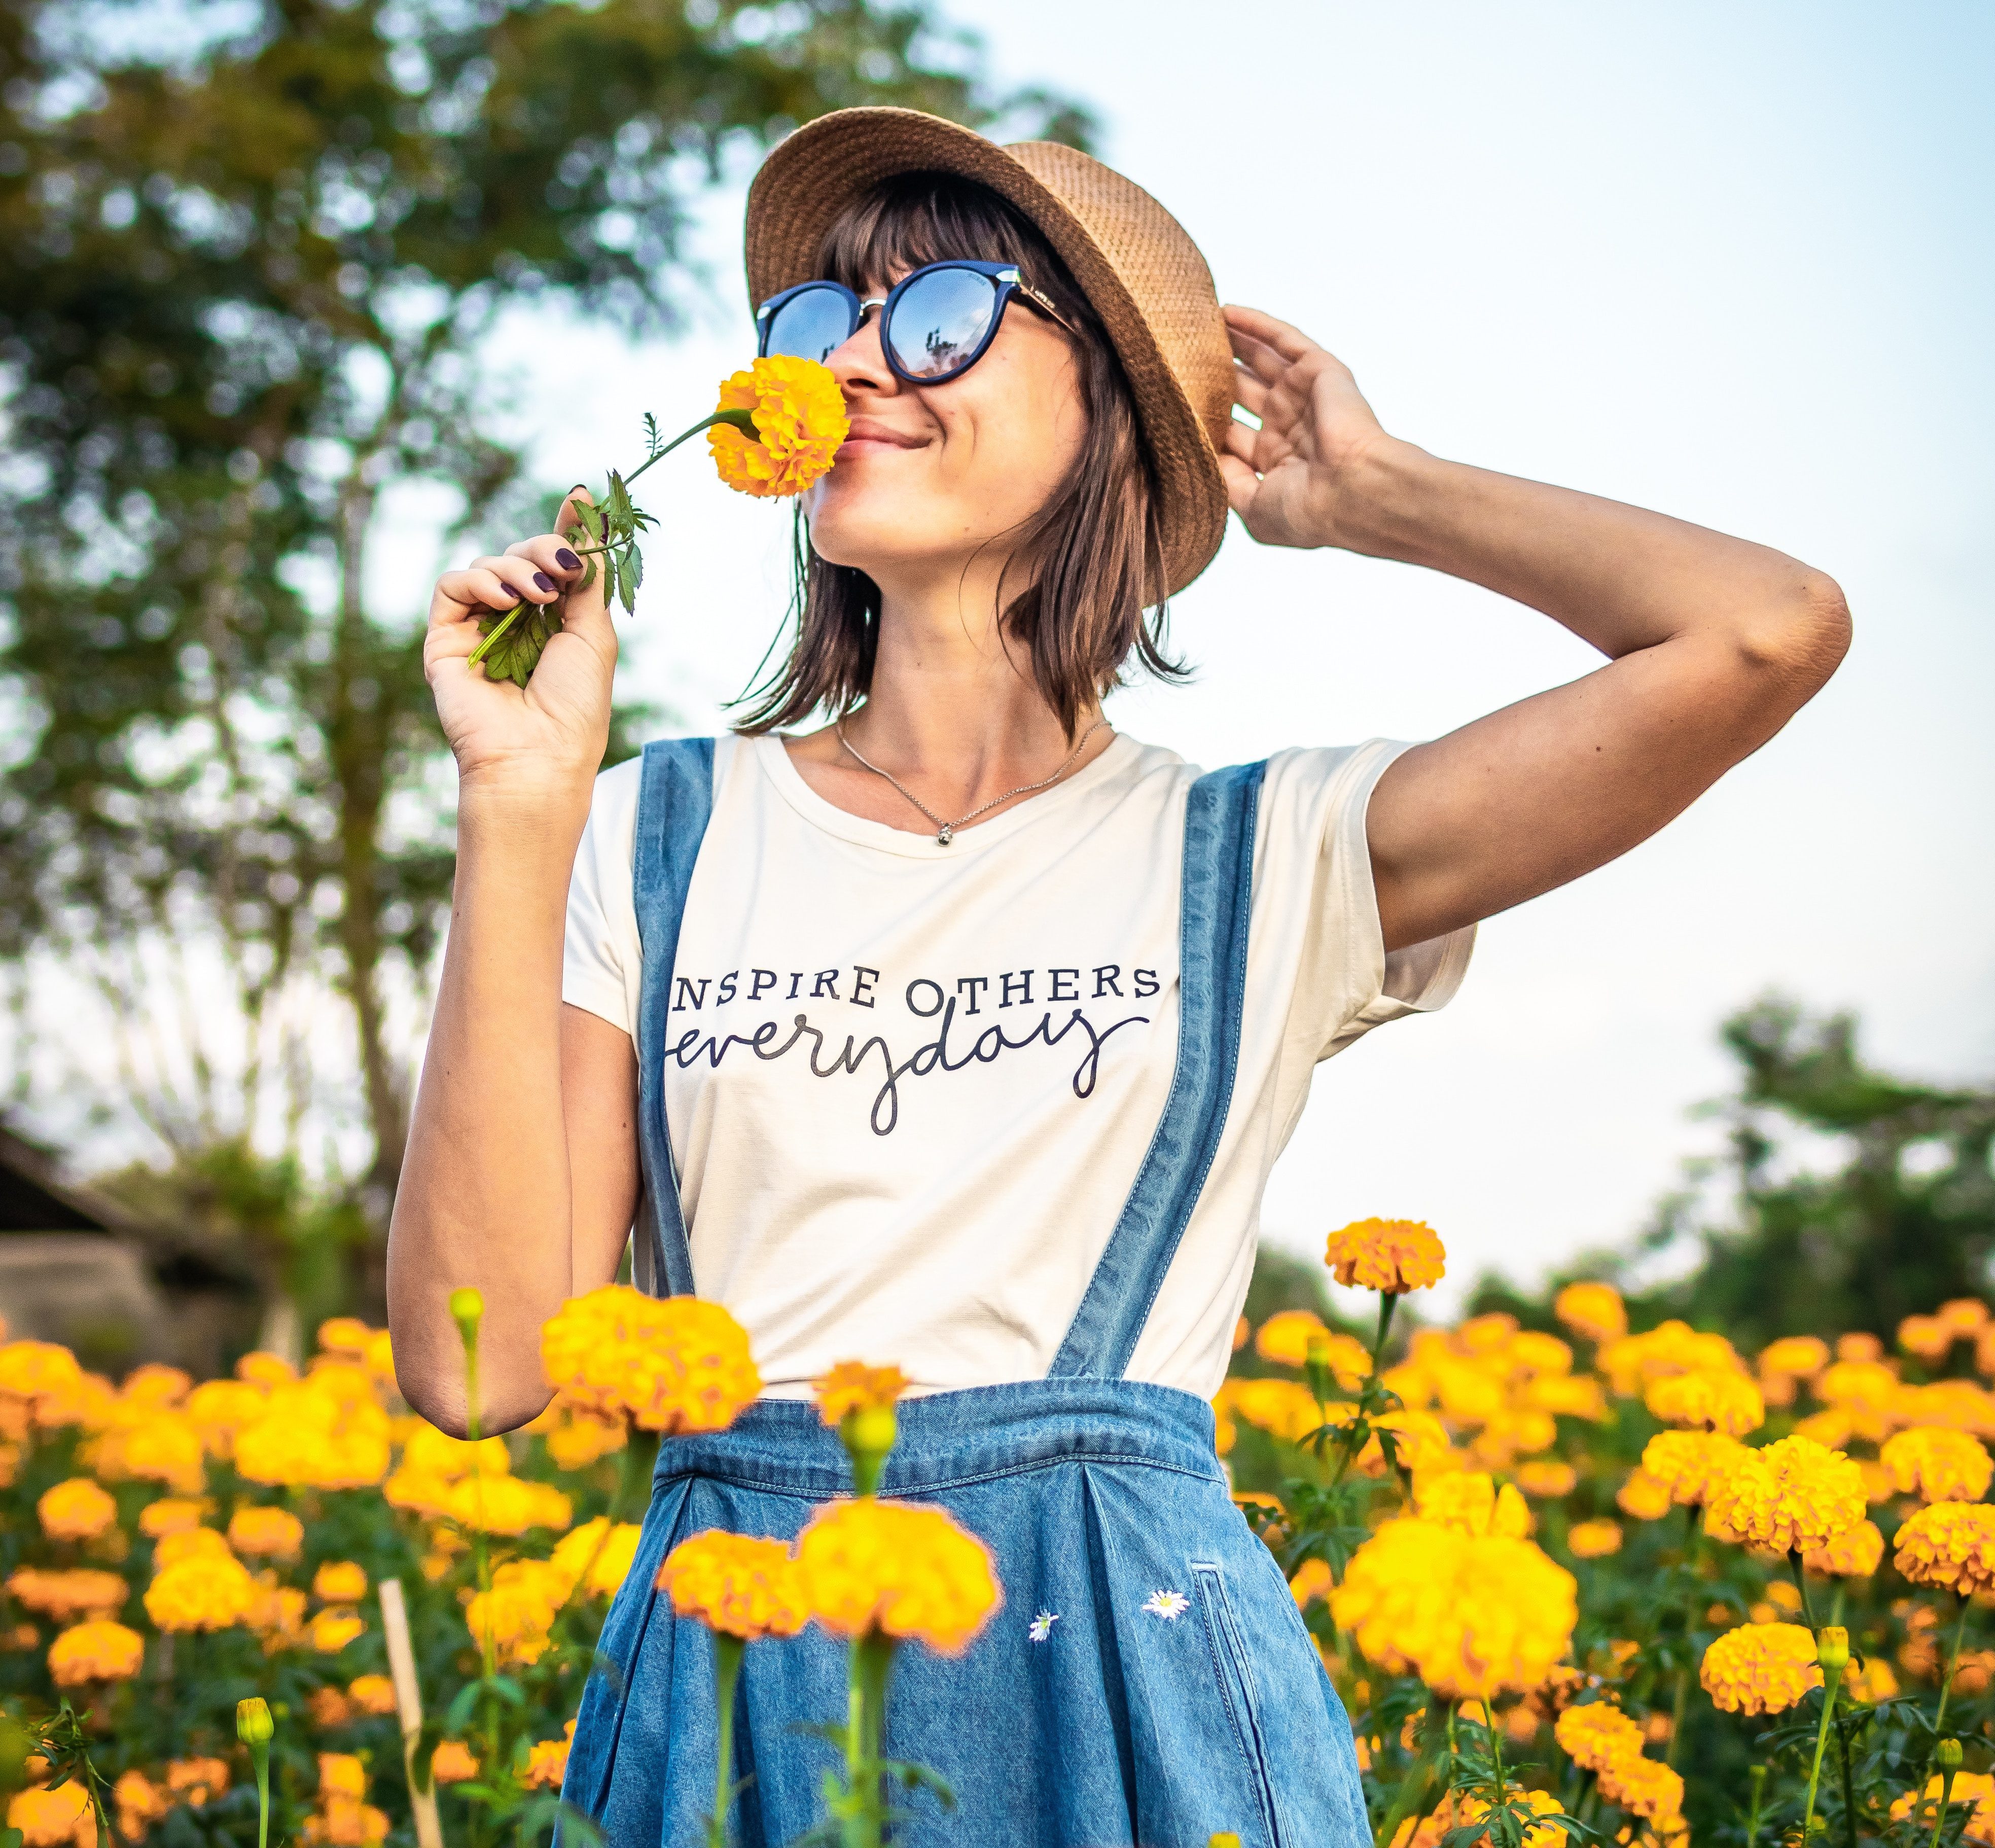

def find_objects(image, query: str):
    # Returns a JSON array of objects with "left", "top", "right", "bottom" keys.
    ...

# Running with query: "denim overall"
[{"left": 562, "top": 739, "right": 1371, "bottom": 1848}]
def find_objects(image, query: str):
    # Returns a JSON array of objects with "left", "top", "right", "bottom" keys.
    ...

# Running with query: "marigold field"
[{"left": 6, "top": 1221, "right": 1995, "bottom": 1848}]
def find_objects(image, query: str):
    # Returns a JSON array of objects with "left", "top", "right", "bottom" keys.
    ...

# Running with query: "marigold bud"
[
  {"left": 448, "top": 1289, "right": 484, "bottom": 1337},
  {"left": 236, "top": 1696, "right": 274, "bottom": 1747},
  {"left": 1816, "top": 1626, "right": 1850, "bottom": 1676},
  {"left": 1937, "top": 1737, "right": 1965, "bottom": 1773}
]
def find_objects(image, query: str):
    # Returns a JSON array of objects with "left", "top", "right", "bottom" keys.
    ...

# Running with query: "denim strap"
[
  {"left": 1048, "top": 761, "right": 1267, "bottom": 1380},
  {"left": 631, "top": 736, "right": 716, "bottom": 1297}
]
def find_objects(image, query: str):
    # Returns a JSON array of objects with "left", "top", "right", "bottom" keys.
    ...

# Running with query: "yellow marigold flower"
[
  {"left": 1816, "top": 1359, "right": 1898, "bottom": 1440},
  {"left": 235, "top": 1383, "right": 391, "bottom": 1490},
  {"left": 1699, "top": 1621, "right": 1821, "bottom": 1714},
  {"left": 658, "top": 1530, "right": 810, "bottom": 1641},
  {"left": 446, "top": 1473, "right": 571, "bottom": 1536},
  {"left": 1210, "top": 1385, "right": 1237, "bottom": 1456},
  {"left": 400, "top": 1425, "right": 508, "bottom": 1480},
  {"left": 313, "top": 1560, "right": 368, "bottom": 1603},
  {"left": 38, "top": 1476, "right": 118, "bottom": 1541},
  {"left": 1891, "top": 1774, "right": 1995, "bottom": 1845},
  {"left": 1525, "top": 1373, "right": 1610, "bottom": 1421},
  {"left": 0, "top": 1340, "right": 82, "bottom": 1401},
  {"left": 708, "top": 356, "right": 848, "bottom": 497},
  {"left": 1703, "top": 1435, "right": 1865, "bottom": 1556},
  {"left": 138, "top": 1499, "right": 206, "bottom": 1539},
  {"left": 317, "top": 1754, "right": 367, "bottom": 1803},
  {"left": 1516, "top": 1461, "right": 1578, "bottom": 1499},
  {"left": 1288, "top": 1558, "right": 1334, "bottom": 1607},
  {"left": 1226, "top": 1378, "right": 1325, "bottom": 1445},
  {"left": 310, "top": 1608, "right": 366, "bottom": 1654},
  {"left": 7, "top": 1567, "right": 126, "bottom": 1622},
  {"left": 9, "top": 1780, "right": 93, "bottom": 1848},
  {"left": 1896, "top": 1380, "right": 1995, "bottom": 1438},
  {"left": 1760, "top": 1335, "right": 1830, "bottom": 1379},
  {"left": 1617, "top": 1469, "right": 1675, "bottom": 1521},
  {"left": 155, "top": 1527, "right": 233, "bottom": 1567},
  {"left": 549, "top": 1517, "right": 643, "bottom": 1601},
  {"left": 1323, "top": 1218, "right": 1445, "bottom": 1293},
  {"left": 428, "top": 1743, "right": 479, "bottom": 1785},
  {"left": 228, "top": 1506, "right": 304, "bottom": 1560},
  {"left": 521, "top": 1720, "right": 576, "bottom": 1791},
  {"left": 1895, "top": 1501, "right": 1995, "bottom": 1595},
  {"left": 47, "top": 1619, "right": 144, "bottom": 1686},
  {"left": 1413, "top": 1471, "right": 1532, "bottom": 1539},
  {"left": 246, "top": 1582, "right": 308, "bottom": 1649},
  {"left": 144, "top": 1552, "right": 257, "bottom": 1632},
  {"left": 465, "top": 1560, "right": 566, "bottom": 1666},
  {"left": 347, "top": 1675, "right": 398, "bottom": 1717},
  {"left": 1598, "top": 1752, "right": 1684, "bottom": 1823},
  {"left": 540, "top": 1287, "right": 761, "bottom": 1435},
  {"left": 1942, "top": 1299, "right": 1989, "bottom": 1333},
  {"left": 812, "top": 1361, "right": 910, "bottom": 1425},
  {"left": 1845, "top": 1655, "right": 1899, "bottom": 1703},
  {"left": 114, "top": 1770, "right": 169, "bottom": 1842},
  {"left": 794, "top": 1497, "right": 1001, "bottom": 1655},
  {"left": 1253, "top": 1313, "right": 1371, "bottom": 1387},
  {"left": 1640, "top": 1431, "right": 1749, "bottom": 1507},
  {"left": 316, "top": 1318, "right": 372, "bottom": 1358},
  {"left": 112, "top": 1413, "right": 206, "bottom": 1494},
  {"left": 184, "top": 1380, "right": 268, "bottom": 1459},
  {"left": 542, "top": 1408, "right": 627, "bottom": 1472},
  {"left": 235, "top": 1352, "right": 296, "bottom": 1388},
  {"left": 1644, "top": 1368, "right": 1765, "bottom": 1436},
  {"left": 1331, "top": 1517, "right": 1576, "bottom": 1698},
  {"left": 1553, "top": 1699, "right": 1644, "bottom": 1770},
  {"left": 1900, "top": 1314, "right": 1954, "bottom": 1362},
  {"left": 1568, "top": 1520, "right": 1625, "bottom": 1559},
  {"left": 1883, "top": 1426, "right": 1993, "bottom": 1503},
  {"left": 1803, "top": 1517, "right": 1883, "bottom": 1577},
  {"left": 1554, "top": 1282, "right": 1627, "bottom": 1345}
]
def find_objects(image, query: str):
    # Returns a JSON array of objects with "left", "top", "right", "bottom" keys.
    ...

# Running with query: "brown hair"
[{"left": 731, "top": 171, "right": 1184, "bottom": 739}]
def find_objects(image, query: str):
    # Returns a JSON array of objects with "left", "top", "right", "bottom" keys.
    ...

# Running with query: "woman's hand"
[
  {"left": 1220, "top": 305, "right": 1402, "bottom": 551},
  {"left": 424, "top": 490, "right": 616, "bottom": 795}
]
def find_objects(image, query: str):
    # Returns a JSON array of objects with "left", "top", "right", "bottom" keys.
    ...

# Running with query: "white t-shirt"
[{"left": 562, "top": 732, "right": 1472, "bottom": 1403}]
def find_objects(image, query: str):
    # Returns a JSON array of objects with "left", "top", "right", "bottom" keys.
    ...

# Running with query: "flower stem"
[
  {"left": 1666, "top": 1665, "right": 1690, "bottom": 1769},
  {"left": 843, "top": 1631, "right": 897, "bottom": 1848},
  {"left": 1836, "top": 1715, "right": 1860, "bottom": 1848},
  {"left": 624, "top": 409, "right": 756, "bottom": 488},
  {"left": 1789, "top": 1550, "right": 1818, "bottom": 1629},
  {"left": 1928, "top": 1763, "right": 1959, "bottom": 1848},
  {"left": 1743, "top": 1764, "right": 1766, "bottom": 1848},
  {"left": 706, "top": 1632, "right": 744, "bottom": 1848},
  {"left": 1932, "top": 1596, "right": 1971, "bottom": 1747},
  {"left": 1802, "top": 1674, "right": 1840, "bottom": 1842}
]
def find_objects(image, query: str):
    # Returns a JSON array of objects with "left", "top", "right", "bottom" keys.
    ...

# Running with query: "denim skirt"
[{"left": 561, "top": 1378, "right": 1371, "bottom": 1848}]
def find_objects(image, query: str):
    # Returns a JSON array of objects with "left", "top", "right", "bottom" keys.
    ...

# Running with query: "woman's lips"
[{"left": 838, "top": 422, "right": 927, "bottom": 455}]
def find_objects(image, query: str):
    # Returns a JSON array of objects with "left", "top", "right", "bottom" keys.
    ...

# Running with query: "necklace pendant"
[{"left": 936, "top": 825, "right": 954, "bottom": 846}]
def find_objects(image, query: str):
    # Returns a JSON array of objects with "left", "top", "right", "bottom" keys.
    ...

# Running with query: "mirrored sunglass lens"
[
  {"left": 765, "top": 288, "right": 855, "bottom": 364},
  {"left": 886, "top": 268, "right": 1000, "bottom": 380}
]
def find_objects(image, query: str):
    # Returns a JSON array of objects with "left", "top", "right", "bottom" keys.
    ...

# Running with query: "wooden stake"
[{"left": 379, "top": 1577, "right": 445, "bottom": 1848}]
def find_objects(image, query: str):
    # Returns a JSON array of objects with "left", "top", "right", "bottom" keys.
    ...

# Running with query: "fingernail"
[
  {"left": 533, "top": 571, "right": 556, "bottom": 592},
  {"left": 555, "top": 548, "right": 581, "bottom": 571}
]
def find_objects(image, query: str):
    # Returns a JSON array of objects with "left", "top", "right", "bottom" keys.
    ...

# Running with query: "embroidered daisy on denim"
[
  {"left": 1028, "top": 1611, "right": 1059, "bottom": 1643},
  {"left": 1142, "top": 1589, "right": 1190, "bottom": 1620}
]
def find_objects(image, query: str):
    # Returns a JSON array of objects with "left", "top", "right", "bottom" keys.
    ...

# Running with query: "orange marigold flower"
[
  {"left": 228, "top": 1506, "right": 304, "bottom": 1560},
  {"left": 1804, "top": 1517, "right": 1884, "bottom": 1578},
  {"left": 138, "top": 1499, "right": 206, "bottom": 1539},
  {"left": 1568, "top": 1520, "right": 1624, "bottom": 1559},
  {"left": 1254, "top": 1311, "right": 1372, "bottom": 1382},
  {"left": 548, "top": 1518, "right": 643, "bottom": 1601},
  {"left": 317, "top": 1756, "right": 367, "bottom": 1803},
  {"left": 144, "top": 1553, "right": 257, "bottom": 1632},
  {"left": 1598, "top": 1752, "right": 1685, "bottom": 1824},
  {"left": 47, "top": 1619, "right": 144, "bottom": 1686},
  {"left": 9, "top": 1779, "right": 93, "bottom": 1848},
  {"left": 1882, "top": 1427, "right": 1994, "bottom": 1503},
  {"left": 708, "top": 356, "right": 848, "bottom": 498},
  {"left": 1323, "top": 1219, "right": 1445, "bottom": 1293},
  {"left": 1703, "top": 1435, "right": 1866, "bottom": 1556},
  {"left": 313, "top": 1561, "right": 368, "bottom": 1603},
  {"left": 658, "top": 1530, "right": 810, "bottom": 1641},
  {"left": 1224, "top": 1378, "right": 1326, "bottom": 1445},
  {"left": 1289, "top": 1558, "right": 1334, "bottom": 1607},
  {"left": 7, "top": 1568, "right": 127, "bottom": 1622},
  {"left": 521, "top": 1721, "right": 577, "bottom": 1791},
  {"left": 466, "top": 1560, "right": 566, "bottom": 1667},
  {"left": 38, "top": 1477, "right": 118, "bottom": 1541},
  {"left": 540, "top": 1287, "right": 761, "bottom": 1435},
  {"left": 347, "top": 1675, "right": 398, "bottom": 1717},
  {"left": 1644, "top": 1368, "right": 1765, "bottom": 1437},
  {"left": 794, "top": 1497, "right": 1001, "bottom": 1655},
  {"left": 166, "top": 1760, "right": 228, "bottom": 1805},
  {"left": 1899, "top": 1315, "right": 1955, "bottom": 1363},
  {"left": 1845, "top": 1655, "right": 1899, "bottom": 1704},
  {"left": 1895, "top": 1501, "right": 1995, "bottom": 1596},
  {"left": 542, "top": 1409, "right": 626, "bottom": 1472},
  {"left": 1891, "top": 1774, "right": 1995, "bottom": 1845},
  {"left": 1553, "top": 1700, "right": 1644, "bottom": 1771},
  {"left": 428, "top": 1743, "right": 479, "bottom": 1785},
  {"left": 812, "top": 1362, "right": 910, "bottom": 1426},
  {"left": 0, "top": 1340, "right": 83, "bottom": 1402},
  {"left": 309, "top": 1609, "right": 365, "bottom": 1654},
  {"left": 1699, "top": 1621, "right": 1822, "bottom": 1715},
  {"left": 316, "top": 1319, "right": 372, "bottom": 1358},
  {"left": 1616, "top": 1469, "right": 1675, "bottom": 1521},
  {"left": 1759, "top": 1335, "right": 1831, "bottom": 1379},
  {"left": 1516, "top": 1461, "right": 1578, "bottom": 1499},
  {"left": 1941, "top": 1299, "right": 1990, "bottom": 1334},
  {"left": 1553, "top": 1282, "right": 1627, "bottom": 1345},
  {"left": 1640, "top": 1431, "right": 1749, "bottom": 1507},
  {"left": 114, "top": 1770, "right": 169, "bottom": 1842}
]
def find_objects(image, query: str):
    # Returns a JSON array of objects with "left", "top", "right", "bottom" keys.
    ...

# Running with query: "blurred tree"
[
  {"left": 1469, "top": 997, "right": 1995, "bottom": 1347},
  {"left": 0, "top": 0, "right": 1091, "bottom": 1316}
]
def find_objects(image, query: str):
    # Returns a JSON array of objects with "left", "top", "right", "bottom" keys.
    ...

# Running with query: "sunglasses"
[{"left": 755, "top": 259, "right": 1078, "bottom": 387}]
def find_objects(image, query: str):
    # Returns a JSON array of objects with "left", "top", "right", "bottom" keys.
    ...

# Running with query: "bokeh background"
[{"left": 1, "top": 0, "right": 1988, "bottom": 1359}]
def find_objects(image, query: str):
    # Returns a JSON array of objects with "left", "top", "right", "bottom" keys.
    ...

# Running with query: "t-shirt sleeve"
[
  {"left": 1257, "top": 740, "right": 1476, "bottom": 1064},
  {"left": 561, "top": 756, "right": 647, "bottom": 1039}
]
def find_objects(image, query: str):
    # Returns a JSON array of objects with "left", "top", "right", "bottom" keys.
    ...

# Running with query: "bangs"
[{"left": 813, "top": 172, "right": 1091, "bottom": 330}]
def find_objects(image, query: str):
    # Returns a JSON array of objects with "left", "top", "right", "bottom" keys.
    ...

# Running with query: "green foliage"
[{"left": 0, "top": 0, "right": 1091, "bottom": 1311}]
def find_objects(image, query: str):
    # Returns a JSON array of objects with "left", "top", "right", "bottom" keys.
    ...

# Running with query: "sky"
[{"left": 398, "top": 2, "right": 1994, "bottom": 1308}]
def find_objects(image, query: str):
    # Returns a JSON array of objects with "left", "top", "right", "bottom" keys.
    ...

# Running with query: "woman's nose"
[{"left": 827, "top": 309, "right": 895, "bottom": 395}]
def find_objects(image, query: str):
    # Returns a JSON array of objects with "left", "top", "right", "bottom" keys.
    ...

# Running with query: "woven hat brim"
[{"left": 744, "top": 108, "right": 1230, "bottom": 599}]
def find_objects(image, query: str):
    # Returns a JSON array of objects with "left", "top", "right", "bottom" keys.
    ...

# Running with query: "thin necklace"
[{"left": 834, "top": 716, "right": 1111, "bottom": 846}]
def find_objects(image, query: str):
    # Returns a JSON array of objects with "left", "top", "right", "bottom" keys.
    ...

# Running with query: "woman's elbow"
[{"left": 1731, "top": 568, "right": 1852, "bottom": 709}]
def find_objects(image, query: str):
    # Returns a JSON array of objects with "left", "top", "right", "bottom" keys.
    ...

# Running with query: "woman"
[{"left": 388, "top": 109, "right": 1848, "bottom": 1845}]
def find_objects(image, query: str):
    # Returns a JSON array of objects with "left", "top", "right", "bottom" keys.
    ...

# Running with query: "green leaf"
[{"left": 616, "top": 546, "right": 636, "bottom": 615}]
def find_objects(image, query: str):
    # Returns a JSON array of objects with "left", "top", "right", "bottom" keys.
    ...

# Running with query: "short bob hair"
[{"left": 731, "top": 171, "right": 1184, "bottom": 739}]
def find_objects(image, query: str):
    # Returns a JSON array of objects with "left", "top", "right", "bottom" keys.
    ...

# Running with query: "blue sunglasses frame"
[{"left": 755, "top": 259, "right": 1077, "bottom": 386}]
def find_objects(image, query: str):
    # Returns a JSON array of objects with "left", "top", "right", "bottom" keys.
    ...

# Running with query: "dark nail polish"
[
  {"left": 533, "top": 571, "right": 556, "bottom": 592},
  {"left": 555, "top": 548, "right": 581, "bottom": 571}
]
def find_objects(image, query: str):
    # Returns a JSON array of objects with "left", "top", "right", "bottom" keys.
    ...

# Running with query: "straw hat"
[{"left": 744, "top": 108, "right": 1234, "bottom": 597}]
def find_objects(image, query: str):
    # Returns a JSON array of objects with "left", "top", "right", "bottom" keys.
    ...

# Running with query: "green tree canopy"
[{"left": 0, "top": 0, "right": 1089, "bottom": 1318}]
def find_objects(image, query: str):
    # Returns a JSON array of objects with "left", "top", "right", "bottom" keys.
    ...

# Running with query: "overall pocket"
[{"left": 1192, "top": 1560, "right": 1285, "bottom": 1848}]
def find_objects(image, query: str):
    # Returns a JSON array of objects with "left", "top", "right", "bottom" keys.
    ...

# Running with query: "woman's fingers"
[
  {"left": 1232, "top": 365, "right": 1271, "bottom": 417},
  {"left": 1224, "top": 303, "right": 1322, "bottom": 362},
  {"left": 506, "top": 532, "right": 591, "bottom": 584}
]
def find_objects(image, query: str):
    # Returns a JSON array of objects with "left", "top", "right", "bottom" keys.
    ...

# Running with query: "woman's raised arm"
[
  {"left": 386, "top": 499, "right": 637, "bottom": 1435},
  {"left": 1221, "top": 305, "right": 1852, "bottom": 953}
]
